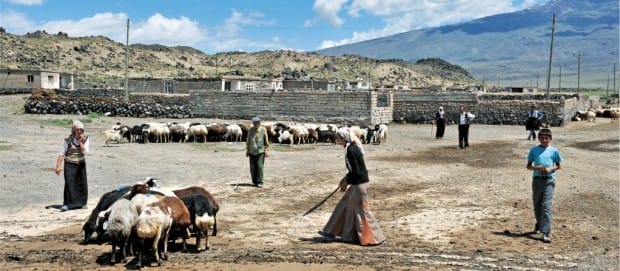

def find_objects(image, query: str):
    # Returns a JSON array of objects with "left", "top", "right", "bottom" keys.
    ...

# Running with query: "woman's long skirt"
[
  {"left": 322, "top": 182, "right": 385, "bottom": 245},
  {"left": 63, "top": 162, "right": 88, "bottom": 209}
]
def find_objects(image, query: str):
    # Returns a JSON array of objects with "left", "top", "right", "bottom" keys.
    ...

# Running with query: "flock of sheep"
[
  {"left": 102, "top": 120, "right": 389, "bottom": 146},
  {"left": 573, "top": 106, "right": 619, "bottom": 122},
  {"left": 89, "top": 120, "right": 389, "bottom": 268},
  {"left": 82, "top": 177, "right": 219, "bottom": 268}
]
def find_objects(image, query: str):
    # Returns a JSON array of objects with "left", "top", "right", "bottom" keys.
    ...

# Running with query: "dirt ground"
[{"left": 0, "top": 94, "right": 618, "bottom": 270}]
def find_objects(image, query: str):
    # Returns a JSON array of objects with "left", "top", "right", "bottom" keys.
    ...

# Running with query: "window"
[
  {"left": 27, "top": 75, "right": 34, "bottom": 83},
  {"left": 164, "top": 82, "right": 173, "bottom": 93},
  {"left": 48, "top": 76, "right": 54, "bottom": 85},
  {"left": 245, "top": 83, "right": 255, "bottom": 91}
]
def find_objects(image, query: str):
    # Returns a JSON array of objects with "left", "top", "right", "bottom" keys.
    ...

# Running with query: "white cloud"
[
  {"left": 41, "top": 12, "right": 128, "bottom": 39},
  {"left": 6, "top": 0, "right": 44, "bottom": 5},
  {"left": 0, "top": 10, "right": 38, "bottom": 33},
  {"left": 205, "top": 9, "right": 278, "bottom": 52},
  {"left": 310, "top": 0, "right": 348, "bottom": 27},
  {"left": 3, "top": 11, "right": 208, "bottom": 48},
  {"left": 317, "top": 0, "right": 543, "bottom": 49},
  {"left": 132, "top": 13, "right": 206, "bottom": 46}
]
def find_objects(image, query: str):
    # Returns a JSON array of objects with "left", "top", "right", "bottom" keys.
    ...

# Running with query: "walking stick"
[{"left": 303, "top": 186, "right": 340, "bottom": 216}]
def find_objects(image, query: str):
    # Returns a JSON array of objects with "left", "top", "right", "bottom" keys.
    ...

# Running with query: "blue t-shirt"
[{"left": 527, "top": 145, "right": 563, "bottom": 179}]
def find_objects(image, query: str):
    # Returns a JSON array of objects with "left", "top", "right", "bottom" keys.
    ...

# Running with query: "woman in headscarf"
[
  {"left": 54, "top": 120, "right": 90, "bottom": 211},
  {"left": 433, "top": 106, "right": 448, "bottom": 139},
  {"left": 318, "top": 127, "right": 386, "bottom": 246}
]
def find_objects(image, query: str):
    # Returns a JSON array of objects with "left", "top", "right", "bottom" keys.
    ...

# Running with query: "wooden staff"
[{"left": 302, "top": 186, "right": 340, "bottom": 216}]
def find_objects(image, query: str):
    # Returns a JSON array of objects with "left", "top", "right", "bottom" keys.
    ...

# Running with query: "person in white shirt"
[{"left": 457, "top": 107, "right": 475, "bottom": 149}]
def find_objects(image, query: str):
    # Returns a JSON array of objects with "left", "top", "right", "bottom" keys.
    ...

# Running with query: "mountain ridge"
[{"left": 316, "top": 0, "right": 619, "bottom": 89}]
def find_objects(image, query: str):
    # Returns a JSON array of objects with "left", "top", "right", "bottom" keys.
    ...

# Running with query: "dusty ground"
[{"left": 0, "top": 94, "right": 618, "bottom": 270}]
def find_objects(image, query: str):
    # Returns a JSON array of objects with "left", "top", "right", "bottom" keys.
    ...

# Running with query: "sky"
[{"left": 0, "top": 0, "right": 550, "bottom": 54}]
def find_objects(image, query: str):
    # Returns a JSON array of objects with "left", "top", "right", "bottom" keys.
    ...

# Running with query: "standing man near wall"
[
  {"left": 246, "top": 116, "right": 270, "bottom": 188},
  {"left": 458, "top": 107, "right": 475, "bottom": 149},
  {"left": 525, "top": 105, "right": 544, "bottom": 141}
]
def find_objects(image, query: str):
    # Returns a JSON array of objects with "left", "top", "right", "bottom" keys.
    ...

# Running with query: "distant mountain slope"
[{"left": 317, "top": 0, "right": 619, "bottom": 89}]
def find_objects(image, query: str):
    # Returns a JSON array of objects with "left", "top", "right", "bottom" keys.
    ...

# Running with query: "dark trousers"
[
  {"left": 436, "top": 122, "right": 446, "bottom": 138},
  {"left": 63, "top": 162, "right": 88, "bottom": 209},
  {"left": 249, "top": 153, "right": 265, "bottom": 185},
  {"left": 458, "top": 124, "right": 470, "bottom": 148}
]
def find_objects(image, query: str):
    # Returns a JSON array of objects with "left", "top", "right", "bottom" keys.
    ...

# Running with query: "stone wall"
[
  {"left": 0, "top": 88, "right": 33, "bottom": 95},
  {"left": 20, "top": 88, "right": 600, "bottom": 127},
  {"left": 190, "top": 90, "right": 391, "bottom": 125},
  {"left": 393, "top": 92, "right": 599, "bottom": 127}
]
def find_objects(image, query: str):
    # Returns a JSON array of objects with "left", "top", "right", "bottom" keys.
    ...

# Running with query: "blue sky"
[{"left": 0, "top": 0, "right": 549, "bottom": 54}]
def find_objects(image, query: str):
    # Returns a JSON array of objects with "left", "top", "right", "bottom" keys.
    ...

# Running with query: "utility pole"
[
  {"left": 558, "top": 65, "right": 562, "bottom": 91},
  {"left": 606, "top": 75, "right": 610, "bottom": 98},
  {"left": 124, "top": 18, "right": 130, "bottom": 102},
  {"left": 614, "top": 63, "right": 617, "bottom": 98},
  {"left": 574, "top": 51, "right": 584, "bottom": 91},
  {"left": 545, "top": 13, "right": 555, "bottom": 100}
]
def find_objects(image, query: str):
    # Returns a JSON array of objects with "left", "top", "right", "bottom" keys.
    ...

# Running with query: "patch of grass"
[
  {"left": 39, "top": 111, "right": 105, "bottom": 127},
  {"left": 0, "top": 142, "right": 12, "bottom": 151}
]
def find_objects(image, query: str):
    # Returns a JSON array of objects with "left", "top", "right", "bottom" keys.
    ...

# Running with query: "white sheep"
[
  {"left": 103, "top": 129, "right": 123, "bottom": 147},
  {"left": 374, "top": 124, "right": 388, "bottom": 144},
  {"left": 136, "top": 205, "right": 173, "bottom": 268},
  {"left": 104, "top": 198, "right": 139, "bottom": 264},
  {"left": 225, "top": 123, "right": 243, "bottom": 142},
  {"left": 186, "top": 124, "right": 208, "bottom": 143}
]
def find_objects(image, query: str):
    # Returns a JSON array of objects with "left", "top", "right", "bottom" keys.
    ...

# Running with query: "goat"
[
  {"left": 180, "top": 194, "right": 216, "bottom": 252},
  {"left": 173, "top": 186, "right": 219, "bottom": 236}
]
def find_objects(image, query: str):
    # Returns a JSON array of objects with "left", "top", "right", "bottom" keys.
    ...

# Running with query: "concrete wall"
[
  {"left": 190, "top": 90, "right": 392, "bottom": 125},
  {"left": 0, "top": 70, "right": 40, "bottom": 89}
]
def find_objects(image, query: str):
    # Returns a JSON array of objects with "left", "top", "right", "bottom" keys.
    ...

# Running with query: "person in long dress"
[
  {"left": 318, "top": 127, "right": 385, "bottom": 246},
  {"left": 54, "top": 120, "right": 90, "bottom": 211}
]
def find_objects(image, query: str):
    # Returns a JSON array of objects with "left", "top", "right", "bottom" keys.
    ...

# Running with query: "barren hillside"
[{"left": 0, "top": 29, "right": 475, "bottom": 89}]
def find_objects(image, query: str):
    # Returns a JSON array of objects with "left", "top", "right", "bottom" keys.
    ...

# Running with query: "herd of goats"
[{"left": 102, "top": 120, "right": 389, "bottom": 147}]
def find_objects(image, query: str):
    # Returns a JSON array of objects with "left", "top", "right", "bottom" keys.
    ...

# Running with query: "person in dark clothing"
[
  {"left": 433, "top": 106, "right": 448, "bottom": 139},
  {"left": 525, "top": 105, "right": 544, "bottom": 140},
  {"left": 54, "top": 120, "right": 90, "bottom": 211}
]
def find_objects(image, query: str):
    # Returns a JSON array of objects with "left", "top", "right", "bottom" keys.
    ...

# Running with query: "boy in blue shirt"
[{"left": 526, "top": 128, "right": 563, "bottom": 243}]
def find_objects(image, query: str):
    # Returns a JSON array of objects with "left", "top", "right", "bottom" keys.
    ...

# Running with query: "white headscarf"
[
  {"left": 337, "top": 127, "right": 364, "bottom": 154},
  {"left": 72, "top": 120, "right": 84, "bottom": 130}
]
